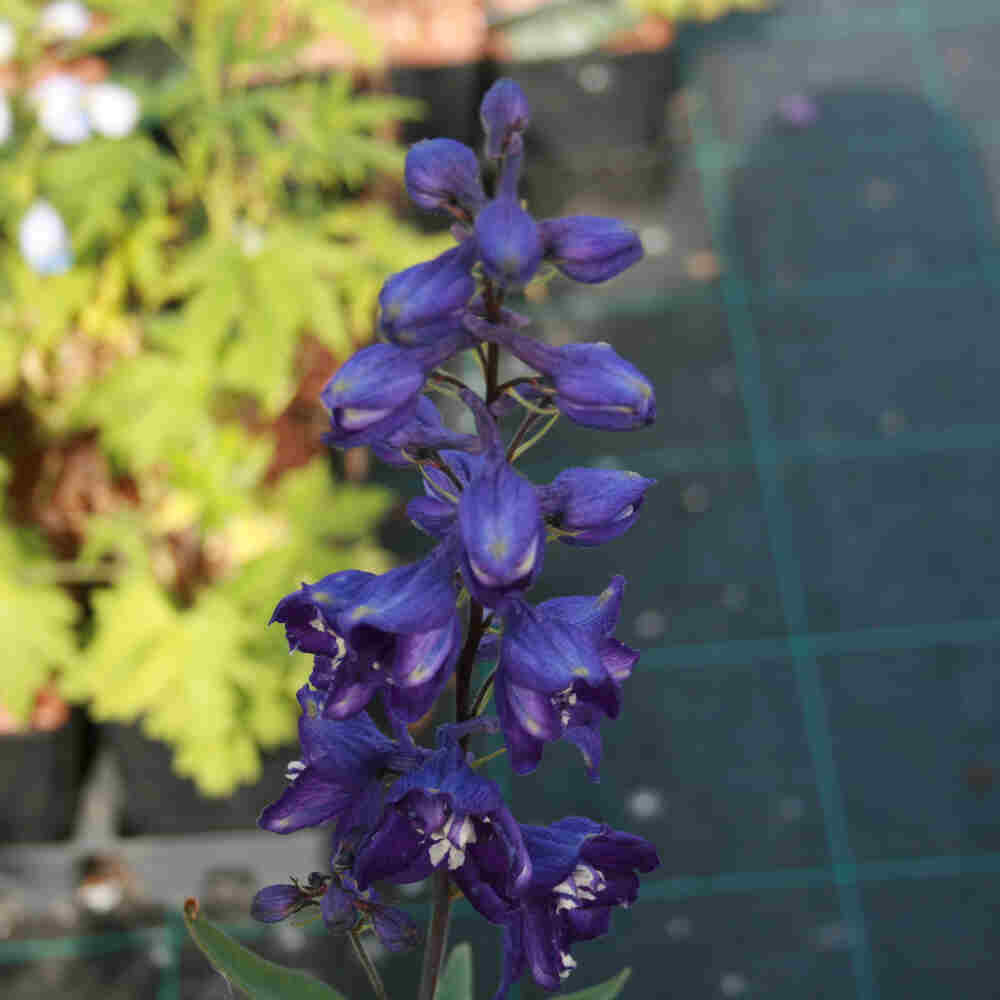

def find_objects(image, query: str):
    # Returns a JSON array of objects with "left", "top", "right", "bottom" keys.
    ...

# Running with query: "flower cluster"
[
  {"left": 1, "top": 3, "right": 141, "bottom": 275},
  {"left": 255, "top": 78, "right": 660, "bottom": 997}
]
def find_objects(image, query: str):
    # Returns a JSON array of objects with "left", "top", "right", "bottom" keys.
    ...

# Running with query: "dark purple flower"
[
  {"left": 480, "top": 78, "right": 531, "bottom": 159},
  {"left": 321, "top": 872, "right": 419, "bottom": 952},
  {"left": 271, "top": 569, "right": 372, "bottom": 658},
  {"left": 251, "top": 878, "right": 321, "bottom": 922},
  {"left": 258, "top": 688, "right": 420, "bottom": 836},
  {"left": 379, "top": 241, "right": 477, "bottom": 348},
  {"left": 321, "top": 334, "right": 469, "bottom": 449},
  {"left": 457, "top": 453, "right": 545, "bottom": 608},
  {"left": 495, "top": 817, "right": 659, "bottom": 998},
  {"left": 537, "top": 468, "right": 655, "bottom": 546},
  {"left": 539, "top": 576, "right": 639, "bottom": 690},
  {"left": 475, "top": 197, "right": 544, "bottom": 289},
  {"left": 405, "top": 138, "right": 486, "bottom": 218},
  {"left": 270, "top": 541, "right": 463, "bottom": 722},
  {"left": 494, "top": 579, "right": 636, "bottom": 779},
  {"left": 354, "top": 739, "right": 531, "bottom": 925},
  {"left": 465, "top": 316, "right": 655, "bottom": 431},
  {"left": 539, "top": 216, "right": 643, "bottom": 284},
  {"left": 371, "top": 397, "right": 481, "bottom": 468}
]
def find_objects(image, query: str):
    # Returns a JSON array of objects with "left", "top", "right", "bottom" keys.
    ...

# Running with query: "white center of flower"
[
  {"left": 553, "top": 864, "right": 606, "bottom": 912},
  {"left": 285, "top": 760, "right": 306, "bottom": 783},
  {"left": 551, "top": 685, "right": 579, "bottom": 730},
  {"left": 559, "top": 952, "right": 578, "bottom": 980},
  {"left": 427, "top": 814, "right": 477, "bottom": 870}
]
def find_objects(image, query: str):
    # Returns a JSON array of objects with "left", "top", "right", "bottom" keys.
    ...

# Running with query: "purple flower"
[
  {"left": 321, "top": 334, "right": 469, "bottom": 449},
  {"left": 251, "top": 877, "right": 322, "bottom": 922},
  {"left": 252, "top": 870, "right": 418, "bottom": 952},
  {"left": 480, "top": 78, "right": 531, "bottom": 159},
  {"left": 321, "top": 872, "right": 419, "bottom": 952},
  {"left": 540, "top": 216, "right": 643, "bottom": 285},
  {"left": 379, "top": 241, "right": 477, "bottom": 348},
  {"left": 258, "top": 688, "right": 421, "bottom": 836},
  {"left": 371, "top": 397, "right": 481, "bottom": 468},
  {"left": 465, "top": 316, "right": 656, "bottom": 431},
  {"left": 405, "top": 138, "right": 486, "bottom": 219},
  {"left": 475, "top": 198, "right": 544, "bottom": 289},
  {"left": 354, "top": 739, "right": 531, "bottom": 925},
  {"left": 270, "top": 541, "right": 463, "bottom": 722},
  {"left": 495, "top": 817, "right": 659, "bottom": 998},
  {"left": 538, "top": 468, "right": 655, "bottom": 546},
  {"left": 457, "top": 453, "right": 545, "bottom": 608},
  {"left": 494, "top": 578, "right": 637, "bottom": 779}
]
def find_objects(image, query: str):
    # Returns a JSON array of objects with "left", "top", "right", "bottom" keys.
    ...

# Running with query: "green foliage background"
[{"left": 0, "top": 0, "right": 452, "bottom": 795}]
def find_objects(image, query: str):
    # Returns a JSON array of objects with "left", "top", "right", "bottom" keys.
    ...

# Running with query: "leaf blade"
[
  {"left": 183, "top": 898, "right": 347, "bottom": 1000},
  {"left": 561, "top": 967, "right": 632, "bottom": 1000},
  {"left": 435, "top": 942, "right": 474, "bottom": 1000}
]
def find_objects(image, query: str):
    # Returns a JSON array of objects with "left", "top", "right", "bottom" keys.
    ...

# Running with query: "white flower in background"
[
  {"left": 39, "top": 1, "right": 92, "bottom": 41},
  {"left": 86, "top": 82, "right": 140, "bottom": 139},
  {"left": 19, "top": 201, "right": 73, "bottom": 276},
  {"left": 0, "top": 20, "right": 17, "bottom": 62},
  {"left": 0, "top": 95, "right": 12, "bottom": 146},
  {"left": 32, "top": 73, "right": 91, "bottom": 144}
]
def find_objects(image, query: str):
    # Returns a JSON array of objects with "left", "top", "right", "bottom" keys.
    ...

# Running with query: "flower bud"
[
  {"left": 539, "top": 468, "right": 655, "bottom": 545},
  {"left": 40, "top": 1, "right": 91, "bottom": 41},
  {"left": 548, "top": 342, "right": 655, "bottom": 430},
  {"left": 321, "top": 334, "right": 468, "bottom": 449},
  {"left": 86, "top": 82, "right": 140, "bottom": 139},
  {"left": 480, "top": 78, "right": 531, "bottom": 159},
  {"left": 33, "top": 74, "right": 91, "bottom": 145},
  {"left": 379, "top": 241, "right": 476, "bottom": 347},
  {"left": 464, "top": 317, "right": 656, "bottom": 431},
  {"left": 475, "top": 197, "right": 543, "bottom": 289},
  {"left": 321, "top": 344, "right": 428, "bottom": 448},
  {"left": 540, "top": 215, "right": 643, "bottom": 284},
  {"left": 458, "top": 456, "right": 545, "bottom": 608},
  {"left": 19, "top": 201, "right": 72, "bottom": 275},
  {"left": 405, "top": 138, "right": 486, "bottom": 217},
  {"left": 251, "top": 884, "right": 306, "bottom": 923}
]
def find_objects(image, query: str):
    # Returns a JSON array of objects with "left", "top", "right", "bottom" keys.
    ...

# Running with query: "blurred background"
[{"left": 1, "top": 0, "right": 998, "bottom": 997}]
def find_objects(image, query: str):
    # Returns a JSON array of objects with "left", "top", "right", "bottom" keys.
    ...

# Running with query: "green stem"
[
  {"left": 349, "top": 930, "right": 389, "bottom": 1000},
  {"left": 416, "top": 869, "right": 453, "bottom": 1000}
]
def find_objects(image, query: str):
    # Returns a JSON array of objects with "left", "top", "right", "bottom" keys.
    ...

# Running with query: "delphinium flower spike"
[{"left": 253, "top": 75, "right": 662, "bottom": 1000}]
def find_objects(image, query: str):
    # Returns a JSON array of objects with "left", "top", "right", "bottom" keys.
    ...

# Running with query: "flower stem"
[
  {"left": 417, "top": 868, "right": 453, "bottom": 1000},
  {"left": 349, "top": 929, "right": 389, "bottom": 1000}
]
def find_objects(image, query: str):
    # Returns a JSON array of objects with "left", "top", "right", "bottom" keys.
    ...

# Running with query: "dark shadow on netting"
[
  {"left": 718, "top": 85, "right": 1000, "bottom": 995},
  {"left": 722, "top": 85, "right": 1000, "bottom": 460}
]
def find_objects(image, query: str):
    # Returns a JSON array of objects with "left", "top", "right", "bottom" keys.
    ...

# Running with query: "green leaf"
[
  {"left": 561, "top": 968, "right": 632, "bottom": 1000},
  {"left": 0, "top": 525, "right": 78, "bottom": 720},
  {"left": 436, "top": 942, "right": 474, "bottom": 1000},
  {"left": 182, "top": 898, "right": 347, "bottom": 1000}
]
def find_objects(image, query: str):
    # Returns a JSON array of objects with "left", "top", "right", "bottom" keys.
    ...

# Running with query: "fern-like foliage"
[{"left": 0, "top": 1, "right": 442, "bottom": 795}]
